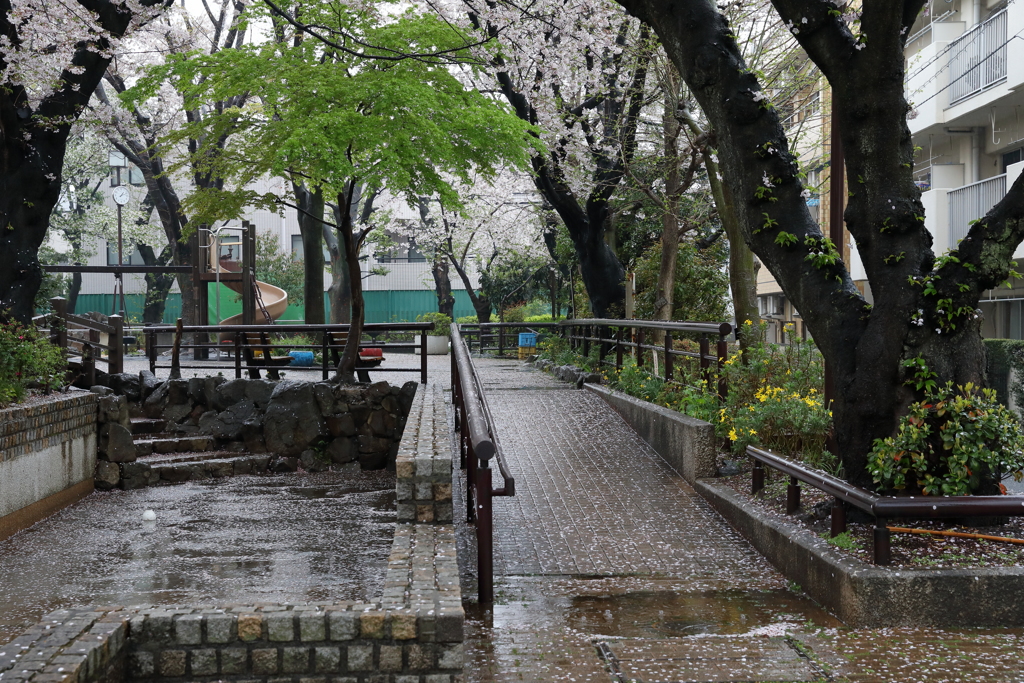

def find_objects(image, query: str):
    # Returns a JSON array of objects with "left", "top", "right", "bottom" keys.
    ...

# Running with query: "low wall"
[
  {"left": 585, "top": 384, "right": 716, "bottom": 483},
  {"left": 2, "top": 385, "right": 465, "bottom": 682},
  {"left": 0, "top": 392, "right": 97, "bottom": 542},
  {"left": 697, "top": 478, "right": 1024, "bottom": 628},
  {"left": 396, "top": 387, "right": 453, "bottom": 524}
]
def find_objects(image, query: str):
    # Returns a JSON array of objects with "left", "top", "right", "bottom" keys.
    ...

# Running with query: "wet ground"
[
  {"left": 0, "top": 469, "right": 395, "bottom": 643},
  {"left": 455, "top": 358, "right": 1024, "bottom": 683}
]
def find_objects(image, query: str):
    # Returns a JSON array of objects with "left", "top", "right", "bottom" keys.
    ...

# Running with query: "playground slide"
[{"left": 208, "top": 248, "right": 288, "bottom": 342}]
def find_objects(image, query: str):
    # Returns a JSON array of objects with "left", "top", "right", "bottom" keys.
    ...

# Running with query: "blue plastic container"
[
  {"left": 518, "top": 332, "right": 537, "bottom": 347},
  {"left": 288, "top": 350, "right": 315, "bottom": 366}
]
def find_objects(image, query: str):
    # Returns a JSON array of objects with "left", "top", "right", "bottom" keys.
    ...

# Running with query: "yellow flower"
[
  {"left": 748, "top": 429, "right": 757, "bottom": 436},
  {"left": 728, "top": 429, "right": 738, "bottom": 441},
  {"left": 744, "top": 319, "right": 753, "bottom": 325}
]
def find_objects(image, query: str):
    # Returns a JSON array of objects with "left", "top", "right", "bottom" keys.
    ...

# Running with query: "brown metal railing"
[
  {"left": 459, "top": 322, "right": 560, "bottom": 355},
  {"left": 35, "top": 297, "right": 124, "bottom": 384},
  {"left": 561, "top": 319, "right": 733, "bottom": 399},
  {"left": 747, "top": 445, "right": 1024, "bottom": 565},
  {"left": 143, "top": 321, "right": 434, "bottom": 384},
  {"left": 451, "top": 324, "right": 515, "bottom": 603}
]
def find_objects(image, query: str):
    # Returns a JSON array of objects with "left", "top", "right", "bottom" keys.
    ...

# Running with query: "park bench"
[
  {"left": 243, "top": 331, "right": 293, "bottom": 379},
  {"left": 328, "top": 330, "right": 385, "bottom": 382}
]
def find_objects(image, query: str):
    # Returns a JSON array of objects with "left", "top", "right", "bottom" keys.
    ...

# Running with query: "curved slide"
[{"left": 208, "top": 247, "right": 288, "bottom": 342}]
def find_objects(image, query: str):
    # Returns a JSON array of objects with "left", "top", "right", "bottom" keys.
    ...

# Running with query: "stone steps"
[
  {"left": 134, "top": 435, "right": 217, "bottom": 457},
  {"left": 129, "top": 417, "right": 166, "bottom": 435},
  {"left": 120, "top": 453, "right": 277, "bottom": 489}
]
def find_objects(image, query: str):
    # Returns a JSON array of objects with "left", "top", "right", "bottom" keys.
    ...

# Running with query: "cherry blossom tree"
[{"left": 0, "top": 0, "right": 169, "bottom": 322}]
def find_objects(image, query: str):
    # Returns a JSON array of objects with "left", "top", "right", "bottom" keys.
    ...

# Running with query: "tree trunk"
[
  {"left": 448, "top": 255, "right": 492, "bottom": 323},
  {"left": 68, "top": 273, "right": 83, "bottom": 315},
  {"left": 138, "top": 243, "right": 175, "bottom": 324},
  {"left": 333, "top": 183, "right": 365, "bottom": 384},
  {"left": 293, "top": 182, "right": 326, "bottom": 325},
  {"left": 324, "top": 223, "right": 352, "bottom": 324},
  {"left": 432, "top": 258, "right": 456, "bottom": 318},
  {"left": 611, "top": 0, "right": 1024, "bottom": 483}
]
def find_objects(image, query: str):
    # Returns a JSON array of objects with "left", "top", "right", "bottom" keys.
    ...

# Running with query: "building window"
[
  {"left": 107, "top": 241, "right": 145, "bottom": 266},
  {"left": 290, "top": 234, "right": 330, "bottom": 262},
  {"left": 1003, "top": 148, "right": 1022, "bottom": 173}
]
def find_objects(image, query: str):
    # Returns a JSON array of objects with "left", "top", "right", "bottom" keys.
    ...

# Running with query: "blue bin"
[
  {"left": 288, "top": 351, "right": 315, "bottom": 366},
  {"left": 518, "top": 332, "right": 537, "bottom": 347}
]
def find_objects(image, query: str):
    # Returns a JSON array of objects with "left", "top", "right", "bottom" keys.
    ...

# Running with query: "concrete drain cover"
[{"left": 599, "top": 636, "right": 820, "bottom": 682}]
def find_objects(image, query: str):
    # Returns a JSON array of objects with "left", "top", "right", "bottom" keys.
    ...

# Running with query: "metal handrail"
[
  {"left": 459, "top": 322, "right": 560, "bottom": 354},
  {"left": 451, "top": 324, "right": 515, "bottom": 603},
  {"left": 747, "top": 445, "right": 1024, "bottom": 566}
]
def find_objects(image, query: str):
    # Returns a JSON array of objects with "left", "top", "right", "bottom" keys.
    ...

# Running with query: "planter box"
[{"left": 0, "top": 391, "right": 98, "bottom": 541}]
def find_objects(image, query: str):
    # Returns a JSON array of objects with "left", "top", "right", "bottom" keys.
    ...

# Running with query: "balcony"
[
  {"left": 947, "top": 174, "right": 1007, "bottom": 248},
  {"left": 948, "top": 9, "right": 1007, "bottom": 104}
]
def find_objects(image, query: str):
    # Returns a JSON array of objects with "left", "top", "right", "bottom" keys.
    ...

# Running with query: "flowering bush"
[
  {"left": 0, "top": 320, "right": 67, "bottom": 407},
  {"left": 867, "top": 382, "right": 1024, "bottom": 496}
]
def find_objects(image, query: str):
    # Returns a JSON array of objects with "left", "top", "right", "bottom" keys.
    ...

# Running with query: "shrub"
[
  {"left": 0, "top": 320, "right": 68, "bottom": 407},
  {"left": 417, "top": 312, "right": 452, "bottom": 337},
  {"left": 501, "top": 304, "right": 526, "bottom": 323},
  {"left": 867, "top": 382, "right": 1024, "bottom": 496}
]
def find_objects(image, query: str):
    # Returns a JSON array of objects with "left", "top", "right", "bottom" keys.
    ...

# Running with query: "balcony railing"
[
  {"left": 948, "top": 174, "right": 1006, "bottom": 247},
  {"left": 948, "top": 9, "right": 1007, "bottom": 104}
]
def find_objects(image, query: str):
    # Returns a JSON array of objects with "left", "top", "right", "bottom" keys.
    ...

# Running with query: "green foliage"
[
  {"left": 501, "top": 305, "right": 526, "bottom": 323},
  {"left": 718, "top": 322, "right": 834, "bottom": 470},
  {"left": 867, "top": 382, "right": 1024, "bottom": 496},
  {"left": 417, "top": 312, "right": 452, "bottom": 337},
  {"left": 0, "top": 320, "right": 68, "bottom": 407},
  {"left": 524, "top": 314, "right": 564, "bottom": 323},
  {"left": 632, "top": 240, "right": 730, "bottom": 322},
  {"left": 122, "top": 1, "right": 541, "bottom": 224},
  {"left": 254, "top": 232, "right": 305, "bottom": 306},
  {"left": 479, "top": 254, "right": 549, "bottom": 318},
  {"left": 823, "top": 531, "right": 862, "bottom": 551},
  {"left": 456, "top": 315, "right": 478, "bottom": 325}
]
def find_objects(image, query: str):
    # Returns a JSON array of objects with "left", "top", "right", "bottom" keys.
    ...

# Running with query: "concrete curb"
[
  {"left": 697, "top": 478, "right": 1024, "bottom": 628},
  {"left": 585, "top": 384, "right": 716, "bottom": 483}
]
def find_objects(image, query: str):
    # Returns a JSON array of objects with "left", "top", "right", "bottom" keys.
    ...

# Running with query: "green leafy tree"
[{"left": 124, "top": 0, "right": 540, "bottom": 382}]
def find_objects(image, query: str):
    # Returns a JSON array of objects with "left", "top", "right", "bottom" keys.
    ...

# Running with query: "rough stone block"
[
  {"left": 407, "top": 643, "right": 434, "bottom": 670},
  {"left": 359, "top": 611, "right": 386, "bottom": 639},
  {"left": 94, "top": 460, "right": 120, "bottom": 490},
  {"left": 346, "top": 645, "right": 373, "bottom": 671},
  {"left": 299, "top": 612, "right": 326, "bottom": 642},
  {"left": 434, "top": 483, "right": 452, "bottom": 502},
  {"left": 397, "top": 502, "right": 416, "bottom": 522},
  {"left": 415, "top": 482, "right": 433, "bottom": 500},
  {"left": 436, "top": 610, "right": 463, "bottom": 642},
  {"left": 128, "top": 651, "right": 154, "bottom": 678},
  {"left": 220, "top": 647, "right": 248, "bottom": 674},
  {"left": 206, "top": 613, "right": 234, "bottom": 643},
  {"left": 157, "top": 650, "right": 186, "bottom": 677},
  {"left": 391, "top": 612, "right": 417, "bottom": 640},
  {"left": 416, "top": 505, "right": 435, "bottom": 523},
  {"left": 395, "top": 460, "right": 415, "bottom": 478},
  {"left": 190, "top": 649, "right": 218, "bottom": 676},
  {"left": 238, "top": 614, "right": 263, "bottom": 641},
  {"left": 313, "top": 647, "right": 340, "bottom": 673},
  {"left": 175, "top": 614, "right": 202, "bottom": 645},
  {"left": 267, "top": 612, "right": 296, "bottom": 642},
  {"left": 379, "top": 645, "right": 403, "bottom": 672},
  {"left": 438, "top": 644, "right": 463, "bottom": 670},
  {"left": 145, "top": 614, "right": 173, "bottom": 643},
  {"left": 251, "top": 648, "right": 279, "bottom": 675},
  {"left": 328, "top": 611, "right": 358, "bottom": 641},
  {"left": 282, "top": 647, "right": 311, "bottom": 673}
]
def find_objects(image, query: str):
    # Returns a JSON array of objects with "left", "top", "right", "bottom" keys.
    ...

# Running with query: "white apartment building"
[{"left": 907, "top": 0, "right": 1024, "bottom": 338}]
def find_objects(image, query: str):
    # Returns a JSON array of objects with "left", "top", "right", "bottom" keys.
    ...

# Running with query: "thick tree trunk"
[
  {"left": 293, "top": 182, "right": 326, "bottom": 325},
  {"left": 325, "top": 224, "right": 352, "bottom": 324},
  {"left": 432, "top": 258, "right": 455, "bottom": 318},
  {"left": 138, "top": 243, "right": 175, "bottom": 324},
  {"left": 614, "top": 0, "right": 1024, "bottom": 484},
  {"left": 68, "top": 273, "right": 83, "bottom": 315}
]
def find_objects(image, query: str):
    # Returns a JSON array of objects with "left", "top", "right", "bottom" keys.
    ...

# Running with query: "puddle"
[{"left": 566, "top": 590, "right": 842, "bottom": 638}]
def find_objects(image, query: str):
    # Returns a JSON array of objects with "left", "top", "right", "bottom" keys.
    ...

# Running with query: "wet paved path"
[{"left": 458, "top": 358, "right": 1024, "bottom": 683}]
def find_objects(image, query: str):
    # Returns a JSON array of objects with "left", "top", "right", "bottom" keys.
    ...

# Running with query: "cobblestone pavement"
[{"left": 456, "top": 358, "right": 1024, "bottom": 683}]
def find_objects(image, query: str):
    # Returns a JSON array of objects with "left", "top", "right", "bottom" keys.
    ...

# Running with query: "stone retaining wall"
[
  {"left": 395, "top": 388, "right": 453, "bottom": 524},
  {"left": 2, "top": 385, "right": 465, "bottom": 682},
  {"left": 0, "top": 391, "right": 98, "bottom": 542}
]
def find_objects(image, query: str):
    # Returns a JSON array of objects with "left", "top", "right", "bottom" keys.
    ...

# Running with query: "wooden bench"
[
  {"left": 243, "top": 331, "right": 293, "bottom": 379},
  {"left": 328, "top": 331, "right": 385, "bottom": 382}
]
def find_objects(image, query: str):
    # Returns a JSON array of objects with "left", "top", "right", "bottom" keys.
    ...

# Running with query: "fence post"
[
  {"left": 235, "top": 333, "right": 243, "bottom": 379},
  {"left": 49, "top": 297, "right": 68, "bottom": 352},
  {"left": 582, "top": 326, "right": 590, "bottom": 358},
  {"left": 83, "top": 339, "right": 96, "bottom": 387},
  {"left": 636, "top": 328, "right": 645, "bottom": 368},
  {"left": 108, "top": 315, "right": 124, "bottom": 375},
  {"left": 322, "top": 332, "right": 329, "bottom": 381},
  {"left": 752, "top": 460, "right": 765, "bottom": 495},
  {"left": 420, "top": 330, "right": 428, "bottom": 384},
  {"left": 717, "top": 334, "right": 729, "bottom": 400},
  {"left": 498, "top": 326, "right": 504, "bottom": 357},
  {"left": 664, "top": 330, "right": 673, "bottom": 381},
  {"left": 170, "top": 318, "right": 183, "bottom": 379},
  {"left": 476, "top": 461, "right": 494, "bottom": 604},
  {"left": 873, "top": 519, "right": 891, "bottom": 565},
  {"left": 786, "top": 476, "right": 801, "bottom": 514},
  {"left": 699, "top": 335, "right": 711, "bottom": 386},
  {"left": 831, "top": 498, "right": 847, "bottom": 538},
  {"left": 615, "top": 328, "right": 623, "bottom": 371},
  {"left": 146, "top": 328, "right": 157, "bottom": 374}
]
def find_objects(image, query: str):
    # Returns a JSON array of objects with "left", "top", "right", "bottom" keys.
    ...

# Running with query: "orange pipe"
[{"left": 887, "top": 526, "right": 1024, "bottom": 545}]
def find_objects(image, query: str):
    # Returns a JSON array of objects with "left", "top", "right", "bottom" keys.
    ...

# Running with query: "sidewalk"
[{"left": 457, "top": 358, "right": 1024, "bottom": 683}]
